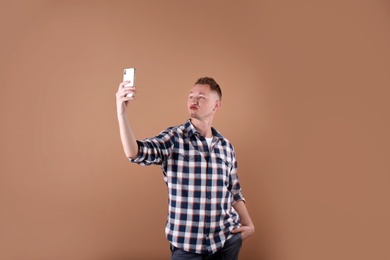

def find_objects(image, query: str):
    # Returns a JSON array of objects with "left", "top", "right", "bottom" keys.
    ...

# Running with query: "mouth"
[{"left": 190, "top": 105, "right": 198, "bottom": 110}]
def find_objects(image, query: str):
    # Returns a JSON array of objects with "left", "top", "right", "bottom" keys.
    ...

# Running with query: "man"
[{"left": 116, "top": 77, "right": 254, "bottom": 260}]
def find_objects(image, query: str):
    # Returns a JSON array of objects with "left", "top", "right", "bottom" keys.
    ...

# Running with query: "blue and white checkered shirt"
[{"left": 130, "top": 120, "right": 245, "bottom": 255}]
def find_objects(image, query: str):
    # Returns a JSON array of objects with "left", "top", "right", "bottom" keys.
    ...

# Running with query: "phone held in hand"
[{"left": 123, "top": 68, "right": 136, "bottom": 97}]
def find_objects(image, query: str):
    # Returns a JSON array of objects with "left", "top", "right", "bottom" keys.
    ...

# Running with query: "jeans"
[{"left": 170, "top": 233, "right": 242, "bottom": 260}]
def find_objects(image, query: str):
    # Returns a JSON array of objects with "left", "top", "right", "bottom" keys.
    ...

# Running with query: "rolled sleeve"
[
  {"left": 229, "top": 152, "right": 246, "bottom": 205},
  {"left": 129, "top": 140, "right": 149, "bottom": 164},
  {"left": 232, "top": 192, "right": 245, "bottom": 205},
  {"left": 129, "top": 129, "right": 174, "bottom": 166}
]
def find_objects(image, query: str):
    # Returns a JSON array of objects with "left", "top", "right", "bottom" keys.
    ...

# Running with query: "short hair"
[{"left": 195, "top": 77, "right": 222, "bottom": 100}]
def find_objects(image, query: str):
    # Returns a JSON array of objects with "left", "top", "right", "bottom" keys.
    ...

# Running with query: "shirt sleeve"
[
  {"left": 229, "top": 147, "right": 246, "bottom": 205},
  {"left": 129, "top": 128, "right": 175, "bottom": 166}
]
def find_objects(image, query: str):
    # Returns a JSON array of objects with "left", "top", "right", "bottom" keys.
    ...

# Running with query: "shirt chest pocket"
[
  {"left": 179, "top": 154, "right": 202, "bottom": 162},
  {"left": 215, "top": 155, "right": 233, "bottom": 185},
  {"left": 216, "top": 154, "right": 233, "bottom": 169},
  {"left": 171, "top": 152, "right": 204, "bottom": 174}
]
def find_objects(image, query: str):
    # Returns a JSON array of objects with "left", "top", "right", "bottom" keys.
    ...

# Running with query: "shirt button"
[{"left": 207, "top": 196, "right": 211, "bottom": 199}]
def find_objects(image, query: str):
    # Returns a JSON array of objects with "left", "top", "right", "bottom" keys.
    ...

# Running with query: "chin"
[{"left": 189, "top": 112, "right": 198, "bottom": 119}]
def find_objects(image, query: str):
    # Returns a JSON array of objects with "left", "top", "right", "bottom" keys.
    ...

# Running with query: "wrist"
[
  {"left": 242, "top": 223, "right": 255, "bottom": 229},
  {"left": 117, "top": 110, "right": 127, "bottom": 117}
]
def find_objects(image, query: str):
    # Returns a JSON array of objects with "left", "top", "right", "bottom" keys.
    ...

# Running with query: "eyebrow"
[{"left": 189, "top": 91, "right": 206, "bottom": 95}]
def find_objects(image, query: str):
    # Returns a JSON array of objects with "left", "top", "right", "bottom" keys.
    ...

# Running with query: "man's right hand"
[{"left": 116, "top": 81, "right": 137, "bottom": 115}]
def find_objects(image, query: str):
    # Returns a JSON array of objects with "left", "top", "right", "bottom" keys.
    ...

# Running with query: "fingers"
[
  {"left": 117, "top": 81, "right": 137, "bottom": 100},
  {"left": 118, "top": 80, "right": 131, "bottom": 90},
  {"left": 232, "top": 226, "right": 254, "bottom": 241},
  {"left": 231, "top": 227, "right": 242, "bottom": 233},
  {"left": 232, "top": 228, "right": 249, "bottom": 241}
]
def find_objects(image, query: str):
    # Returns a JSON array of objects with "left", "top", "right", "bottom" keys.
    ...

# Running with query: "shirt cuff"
[
  {"left": 129, "top": 141, "right": 146, "bottom": 163},
  {"left": 232, "top": 193, "right": 245, "bottom": 205}
]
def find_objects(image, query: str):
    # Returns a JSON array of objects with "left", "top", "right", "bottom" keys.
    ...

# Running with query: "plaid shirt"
[{"left": 130, "top": 120, "right": 245, "bottom": 255}]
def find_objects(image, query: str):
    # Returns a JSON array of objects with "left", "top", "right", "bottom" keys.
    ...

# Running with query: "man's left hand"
[{"left": 231, "top": 225, "right": 255, "bottom": 241}]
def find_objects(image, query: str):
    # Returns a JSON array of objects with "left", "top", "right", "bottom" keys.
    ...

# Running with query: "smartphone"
[
  {"left": 123, "top": 68, "right": 135, "bottom": 97},
  {"left": 123, "top": 68, "right": 136, "bottom": 87}
]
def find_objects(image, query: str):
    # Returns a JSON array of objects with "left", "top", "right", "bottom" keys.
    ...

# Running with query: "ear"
[{"left": 213, "top": 100, "right": 222, "bottom": 111}]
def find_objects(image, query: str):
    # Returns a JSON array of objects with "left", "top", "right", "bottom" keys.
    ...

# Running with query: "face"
[{"left": 187, "top": 84, "right": 221, "bottom": 120}]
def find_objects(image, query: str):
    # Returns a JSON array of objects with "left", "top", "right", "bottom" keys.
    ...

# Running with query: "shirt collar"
[{"left": 184, "top": 119, "right": 224, "bottom": 140}]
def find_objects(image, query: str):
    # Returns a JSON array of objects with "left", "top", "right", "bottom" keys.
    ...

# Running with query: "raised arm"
[{"left": 116, "top": 81, "right": 139, "bottom": 159}]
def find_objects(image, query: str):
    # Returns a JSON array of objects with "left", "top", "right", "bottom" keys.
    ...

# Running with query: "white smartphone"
[{"left": 123, "top": 68, "right": 136, "bottom": 97}]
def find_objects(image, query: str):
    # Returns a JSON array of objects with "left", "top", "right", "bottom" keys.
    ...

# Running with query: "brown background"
[{"left": 1, "top": 0, "right": 389, "bottom": 259}]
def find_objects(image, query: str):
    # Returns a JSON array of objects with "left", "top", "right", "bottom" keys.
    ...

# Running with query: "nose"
[{"left": 190, "top": 96, "right": 199, "bottom": 104}]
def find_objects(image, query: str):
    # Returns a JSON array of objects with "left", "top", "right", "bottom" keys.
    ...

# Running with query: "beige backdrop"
[{"left": 1, "top": 1, "right": 389, "bottom": 260}]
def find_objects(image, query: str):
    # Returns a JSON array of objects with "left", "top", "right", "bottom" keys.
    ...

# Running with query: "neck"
[{"left": 190, "top": 117, "right": 213, "bottom": 138}]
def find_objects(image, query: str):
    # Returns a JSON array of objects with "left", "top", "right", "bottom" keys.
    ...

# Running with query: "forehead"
[{"left": 189, "top": 84, "right": 211, "bottom": 94}]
